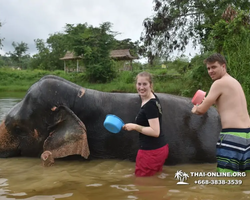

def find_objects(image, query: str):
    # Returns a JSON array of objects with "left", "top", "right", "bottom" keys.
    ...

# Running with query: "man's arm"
[{"left": 192, "top": 81, "right": 222, "bottom": 115}]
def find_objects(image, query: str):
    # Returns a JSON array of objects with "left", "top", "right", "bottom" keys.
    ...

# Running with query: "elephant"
[{"left": 0, "top": 75, "right": 221, "bottom": 166}]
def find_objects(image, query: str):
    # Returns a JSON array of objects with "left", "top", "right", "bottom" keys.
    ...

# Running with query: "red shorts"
[{"left": 135, "top": 144, "right": 169, "bottom": 177}]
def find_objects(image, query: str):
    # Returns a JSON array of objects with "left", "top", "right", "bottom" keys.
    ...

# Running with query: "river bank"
[{"left": 0, "top": 68, "right": 186, "bottom": 96}]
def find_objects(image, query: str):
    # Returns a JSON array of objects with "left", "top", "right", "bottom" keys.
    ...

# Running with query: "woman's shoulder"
[
  {"left": 146, "top": 98, "right": 161, "bottom": 108},
  {"left": 144, "top": 98, "right": 162, "bottom": 114}
]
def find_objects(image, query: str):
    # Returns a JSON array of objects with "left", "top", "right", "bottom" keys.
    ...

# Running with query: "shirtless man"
[{"left": 191, "top": 53, "right": 250, "bottom": 172}]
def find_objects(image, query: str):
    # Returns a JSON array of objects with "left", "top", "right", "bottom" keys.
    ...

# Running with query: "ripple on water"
[{"left": 0, "top": 98, "right": 21, "bottom": 121}]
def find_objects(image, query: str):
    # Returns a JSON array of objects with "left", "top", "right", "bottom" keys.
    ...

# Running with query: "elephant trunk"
[
  {"left": 41, "top": 151, "right": 54, "bottom": 167},
  {"left": 0, "top": 121, "right": 20, "bottom": 157}
]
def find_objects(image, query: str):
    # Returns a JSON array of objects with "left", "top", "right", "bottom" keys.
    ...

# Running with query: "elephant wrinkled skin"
[{"left": 0, "top": 75, "right": 221, "bottom": 165}]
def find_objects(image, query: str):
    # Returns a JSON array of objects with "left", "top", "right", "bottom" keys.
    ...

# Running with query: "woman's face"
[{"left": 136, "top": 76, "right": 152, "bottom": 98}]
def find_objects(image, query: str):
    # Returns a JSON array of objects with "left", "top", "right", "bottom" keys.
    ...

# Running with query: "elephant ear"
[{"left": 43, "top": 105, "right": 90, "bottom": 160}]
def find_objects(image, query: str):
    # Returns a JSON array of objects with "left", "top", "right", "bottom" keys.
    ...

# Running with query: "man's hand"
[{"left": 192, "top": 104, "right": 199, "bottom": 114}]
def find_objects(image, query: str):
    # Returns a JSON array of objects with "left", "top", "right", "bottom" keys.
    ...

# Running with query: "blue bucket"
[{"left": 103, "top": 114, "right": 125, "bottom": 133}]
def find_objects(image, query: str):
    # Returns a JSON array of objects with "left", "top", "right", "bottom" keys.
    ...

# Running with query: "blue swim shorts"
[{"left": 216, "top": 128, "right": 250, "bottom": 172}]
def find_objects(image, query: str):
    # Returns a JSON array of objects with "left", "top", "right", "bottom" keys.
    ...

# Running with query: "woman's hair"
[{"left": 135, "top": 71, "right": 154, "bottom": 92}]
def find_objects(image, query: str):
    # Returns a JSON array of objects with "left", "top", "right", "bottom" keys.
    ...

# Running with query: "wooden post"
[{"left": 77, "top": 59, "right": 79, "bottom": 72}]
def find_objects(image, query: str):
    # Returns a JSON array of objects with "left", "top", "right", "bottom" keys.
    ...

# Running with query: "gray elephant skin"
[{"left": 0, "top": 75, "right": 221, "bottom": 165}]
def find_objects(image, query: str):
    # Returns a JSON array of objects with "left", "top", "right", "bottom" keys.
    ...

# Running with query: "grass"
[{"left": 0, "top": 68, "right": 186, "bottom": 96}]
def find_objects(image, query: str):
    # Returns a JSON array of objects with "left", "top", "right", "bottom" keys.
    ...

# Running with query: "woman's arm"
[{"left": 122, "top": 117, "right": 160, "bottom": 137}]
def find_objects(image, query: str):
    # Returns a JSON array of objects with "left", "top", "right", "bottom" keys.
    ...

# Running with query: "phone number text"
[{"left": 194, "top": 179, "right": 243, "bottom": 185}]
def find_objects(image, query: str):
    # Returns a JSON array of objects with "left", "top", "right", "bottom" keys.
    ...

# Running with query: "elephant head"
[{"left": 0, "top": 98, "right": 90, "bottom": 163}]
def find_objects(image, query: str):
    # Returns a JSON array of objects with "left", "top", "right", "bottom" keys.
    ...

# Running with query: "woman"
[{"left": 123, "top": 71, "right": 169, "bottom": 177}]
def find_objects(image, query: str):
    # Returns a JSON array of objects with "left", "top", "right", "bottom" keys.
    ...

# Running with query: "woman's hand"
[
  {"left": 123, "top": 118, "right": 160, "bottom": 137},
  {"left": 122, "top": 123, "right": 137, "bottom": 131}
]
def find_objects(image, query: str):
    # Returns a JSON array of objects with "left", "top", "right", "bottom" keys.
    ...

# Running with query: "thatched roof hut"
[
  {"left": 110, "top": 49, "right": 138, "bottom": 60},
  {"left": 59, "top": 51, "right": 82, "bottom": 60},
  {"left": 59, "top": 51, "right": 83, "bottom": 72},
  {"left": 110, "top": 49, "right": 138, "bottom": 71}
]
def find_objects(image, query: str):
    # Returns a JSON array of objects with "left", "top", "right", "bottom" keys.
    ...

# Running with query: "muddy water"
[{"left": 0, "top": 98, "right": 250, "bottom": 200}]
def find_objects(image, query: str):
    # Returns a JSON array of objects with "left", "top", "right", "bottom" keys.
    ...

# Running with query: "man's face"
[{"left": 206, "top": 61, "right": 226, "bottom": 81}]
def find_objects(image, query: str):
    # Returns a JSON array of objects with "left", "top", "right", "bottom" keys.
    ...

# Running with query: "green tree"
[
  {"left": 46, "top": 32, "right": 68, "bottom": 70},
  {"left": 207, "top": 8, "right": 250, "bottom": 79},
  {"left": 30, "top": 33, "right": 68, "bottom": 70},
  {"left": 29, "top": 22, "right": 139, "bottom": 74},
  {"left": 65, "top": 22, "right": 117, "bottom": 82},
  {"left": 7, "top": 41, "right": 29, "bottom": 68},
  {"left": 0, "top": 21, "right": 4, "bottom": 49},
  {"left": 207, "top": 7, "right": 250, "bottom": 109},
  {"left": 0, "top": 55, "right": 4, "bottom": 66},
  {"left": 29, "top": 39, "right": 50, "bottom": 70},
  {"left": 141, "top": 0, "right": 250, "bottom": 63}
]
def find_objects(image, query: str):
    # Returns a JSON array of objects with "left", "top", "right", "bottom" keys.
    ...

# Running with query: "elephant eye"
[
  {"left": 13, "top": 126, "right": 26, "bottom": 136},
  {"left": 13, "top": 126, "right": 21, "bottom": 133}
]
